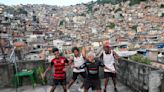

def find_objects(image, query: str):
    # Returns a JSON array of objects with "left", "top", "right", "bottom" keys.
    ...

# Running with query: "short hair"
[
  {"left": 87, "top": 51, "right": 95, "bottom": 57},
  {"left": 52, "top": 48, "right": 59, "bottom": 53},
  {"left": 72, "top": 47, "right": 79, "bottom": 53}
]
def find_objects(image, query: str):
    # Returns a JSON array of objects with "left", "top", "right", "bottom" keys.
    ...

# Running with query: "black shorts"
[
  {"left": 52, "top": 79, "right": 66, "bottom": 86},
  {"left": 72, "top": 72, "right": 86, "bottom": 80},
  {"left": 104, "top": 72, "right": 116, "bottom": 78},
  {"left": 84, "top": 79, "right": 101, "bottom": 90}
]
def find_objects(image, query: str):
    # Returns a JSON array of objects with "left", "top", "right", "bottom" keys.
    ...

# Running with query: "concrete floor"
[{"left": 1, "top": 80, "right": 134, "bottom": 92}]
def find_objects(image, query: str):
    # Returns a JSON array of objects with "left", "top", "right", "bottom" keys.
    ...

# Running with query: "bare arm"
[
  {"left": 97, "top": 59, "right": 116, "bottom": 73},
  {"left": 42, "top": 63, "right": 53, "bottom": 78},
  {"left": 113, "top": 51, "right": 120, "bottom": 61},
  {"left": 67, "top": 56, "right": 75, "bottom": 69},
  {"left": 104, "top": 66, "right": 116, "bottom": 73},
  {"left": 74, "top": 63, "right": 86, "bottom": 70},
  {"left": 44, "top": 65, "right": 52, "bottom": 74},
  {"left": 68, "top": 56, "right": 74, "bottom": 65},
  {"left": 82, "top": 47, "right": 87, "bottom": 59},
  {"left": 64, "top": 58, "right": 70, "bottom": 66},
  {"left": 104, "top": 66, "right": 113, "bottom": 71}
]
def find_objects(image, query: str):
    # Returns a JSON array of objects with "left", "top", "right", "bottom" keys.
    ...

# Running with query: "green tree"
[
  {"left": 5, "top": 7, "right": 28, "bottom": 15},
  {"left": 5, "top": 7, "right": 16, "bottom": 14},
  {"left": 160, "top": 4, "right": 164, "bottom": 8},
  {"left": 17, "top": 8, "right": 28, "bottom": 15},
  {"left": 129, "top": 0, "right": 148, "bottom": 6},
  {"left": 59, "top": 20, "right": 65, "bottom": 26},
  {"left": 132, "top": 25, "right": 138, "bottom": 32},
  {"left": 97, "top": 0, "right": 123, "bottom": 5},
  {"left": 106, "top": 23, "right": 115, "bottom": 29},
  {"left": 161, "top": 13, "right": 164, "bottom": 17},
  {"left": 86, "top": 1, "right": 95, "bottom": 13}
]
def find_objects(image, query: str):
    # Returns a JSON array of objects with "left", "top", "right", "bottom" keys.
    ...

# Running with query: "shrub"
[
  {"left": 97, "top": 0, "right": 122, "bottom": 5},
  {"left": 106, "top": 23, "right": 115, "bottom": 29},
  {"left": 130, "top": 54, "right": 151, "bottom": 65},
  {"left": 36, "top": 66, "right": 46, "bottom": 85},
  {"left": 160, "top": 4, "right": 164, "bottom": 8},
  {"left": 132, "top": 25, "right": 138, "bottom": 32},
  {"left": 59, "top": 20, "right": 65, "bottom": 26},
  {"left": 79, "top": 13, "right": 86, "bottom": 16},
  {"left": 160, "top": 13, "right": 164, "bottom": 17},
  {"left": 86, "top": 1, "right": 95, "bottom": 13},
  {"left": 129, "top": 0, "right": 147, "bottom": 6}
]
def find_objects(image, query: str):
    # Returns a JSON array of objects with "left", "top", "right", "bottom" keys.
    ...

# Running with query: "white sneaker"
[
  {"left": 67, "top": 89, "right": 70, "bottom": 92},
  {"left": 78, "top": 88, "right": 84, "bottom": 92}
]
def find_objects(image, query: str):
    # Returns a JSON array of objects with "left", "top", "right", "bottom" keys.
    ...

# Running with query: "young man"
[
  {"left": 101, "top": 45, "right": 120, "bottom": 92},
  {"left": 43, "top": 48, "right": 69, "bottom": 92},
  {"left": 67, "top": 47, "right": 86, "bottom": 91},
  {"left": 75, "top": 52, "right": 111, "bottom": 92}
]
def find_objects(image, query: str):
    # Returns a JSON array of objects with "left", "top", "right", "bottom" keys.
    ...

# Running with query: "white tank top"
[
  {"left": 73, "top": 54, "right": 85, "bottom": 72},
  {"left": 103, "top": 51, "right": 115, "bottom": 72}
]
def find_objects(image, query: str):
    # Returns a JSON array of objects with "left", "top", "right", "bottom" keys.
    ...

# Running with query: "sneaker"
[
  {"left": 78, "top": 88, "right": 84, "bottom": 92},
  {"left": 104, "top": 89, "right": 106, "bottom": 92},
  {"left": 114, "top": 88, "right": 118, "bottom": 92},
  {"left": 67, "top": 89, "right": 70, "bottom": 92}
]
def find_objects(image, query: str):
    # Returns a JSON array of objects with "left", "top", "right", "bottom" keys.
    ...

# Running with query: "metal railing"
[
  {"left": 9, "top": 46, "right": 18, "bottom": 72},
  {"left": 95, "top": 46, "right": 103, "bottom": 57}
]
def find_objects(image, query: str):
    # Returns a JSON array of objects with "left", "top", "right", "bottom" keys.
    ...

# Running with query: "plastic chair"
[{"left": 15, "top": 70, "right": 35, "bottom": 89}]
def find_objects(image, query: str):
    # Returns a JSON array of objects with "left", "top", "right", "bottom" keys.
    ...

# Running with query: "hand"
[
  {"left": 71, "top": 65, "right": 75, "bottom": 68},
  {"left": 69, "top": 56, "right": 74, "bottom": 61},
  {"left": 63, "top": 68, "right": 66, "bottom": 72},
  {"left": 105, "top": 66, "right": 112, "bottom": 71},
  {"left": 111, "top": 70, "right": 117, "bottom": 74}
]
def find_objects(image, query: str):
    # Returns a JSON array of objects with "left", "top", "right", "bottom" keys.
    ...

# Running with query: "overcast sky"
[{"left": 0, "top": 0, "right": 96, "bottom": 6}]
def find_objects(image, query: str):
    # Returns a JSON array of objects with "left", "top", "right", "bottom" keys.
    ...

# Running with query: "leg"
[
  {"left": 80, "top": 72, "right": 86, "bottom": 89},
  {"left": 50, "top": 86, "right": 56, "bottom": 92},
  {"left": 67, "top": 79, "right": 75, "bottom": 89},
  {"left": 83, "top": 79, "right": 90, "bottom": 92},
  {"left": 79, "top": 80, "right": 84, "bottom": 91},
  {"left": 61, "top": 79, "right": 67, "bottom": 92},
  {"left": 112, "top": 73, "right": 118, "bottom": 92},
  {"left": 96, "top": 89, "right": 101, "bottom": 92},
  {"left": 104, "top": 78, "right": 109, "bottom": 91},
  {"left": 62, "top": 85, "right": 67, "bottom": 92},
  {"left": 51, "top": 79, "right": 58, "bottom": 92},
  {"left": 68, "top": 72, "right": 78, "bottom": 89},
  {"left": 84, "top": 88, "right": 88, "bottom": 92},
  {"left": 80, "top": 81, "right": 84, "bottom": 89},
  {"left": 104, "top": 72, "right": 111, "bottom": 92},
  {"left": 92, "top": 79, "right": 101, "bottom": 92},
  {"left": 112, "top": 76, "right": 117, "bottom": 88}
]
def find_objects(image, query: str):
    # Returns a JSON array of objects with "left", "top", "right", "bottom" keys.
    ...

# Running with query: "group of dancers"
[{"left": 43, "top": 45, "right": 120, "bottom": 92}]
